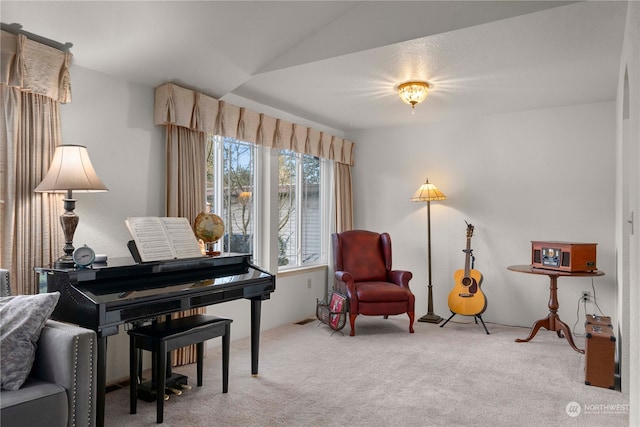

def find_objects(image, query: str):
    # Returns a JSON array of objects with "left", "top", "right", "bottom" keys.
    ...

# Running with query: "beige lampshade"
[
  {"left": 410, "top": 179, "right": 446, "bottom": 202},
  {"left": 35, "top": 145, "right": 108, "bottom": 193}
]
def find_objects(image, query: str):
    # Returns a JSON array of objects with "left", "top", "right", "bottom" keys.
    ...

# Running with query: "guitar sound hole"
[{"left": 462, "top": 277, "right": 471, "bottom": 287}]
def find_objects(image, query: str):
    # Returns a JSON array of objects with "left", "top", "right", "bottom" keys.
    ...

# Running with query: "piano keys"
[{"left": 36, "top": 253, "right": 275, "bottom": 427}]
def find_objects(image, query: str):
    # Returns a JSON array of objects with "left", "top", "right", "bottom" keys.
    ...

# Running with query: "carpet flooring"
[{"left": 104, "top": 315, "right": 629, "bottom": 426}]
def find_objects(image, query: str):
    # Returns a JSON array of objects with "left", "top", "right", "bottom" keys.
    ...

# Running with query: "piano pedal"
[
  {"left": 167, "top": 387, "right": 183, "bottom": 396},
  {"left": 179, "top": 384, "right": 192, "bottom": 391},
  {"left": 164, "top": 394, "right": 170, "bottom": 401}
]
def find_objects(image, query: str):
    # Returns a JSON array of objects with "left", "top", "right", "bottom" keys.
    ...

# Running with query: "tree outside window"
[
  {"left": 206, "top": 136, "right": 255, "bottom": 257},
  {"left": 206, "top": 137, "right": 327, "bottom": 269}
]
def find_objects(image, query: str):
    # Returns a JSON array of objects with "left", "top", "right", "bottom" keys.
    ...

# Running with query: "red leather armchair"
[{"left": 332, "top": 230, "right": 415, "bottom": 336}]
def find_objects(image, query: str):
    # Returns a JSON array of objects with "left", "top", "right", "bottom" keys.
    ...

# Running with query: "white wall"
[
  {"left": 60, "top": 66, "right": 165, "bottom": 257},
  {"left": 616, "top": 0, "right": 640, "bottom": 421},
  {"left": 346, "top": 102, "right": 617, "bottom": 331}
]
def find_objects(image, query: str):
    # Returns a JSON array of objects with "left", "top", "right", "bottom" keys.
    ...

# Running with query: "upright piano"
[{"left": 37, "top": 253, "right": 275, "bottom": 427}]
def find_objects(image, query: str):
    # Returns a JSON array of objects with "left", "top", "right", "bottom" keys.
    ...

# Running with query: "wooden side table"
[{"left": 507, "top": 264, "right": 604, "bottom": 354}]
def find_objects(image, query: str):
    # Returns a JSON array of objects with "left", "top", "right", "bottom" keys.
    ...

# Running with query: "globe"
[{"left": 194, "top": 212, "right": 225, "bottom": 256}]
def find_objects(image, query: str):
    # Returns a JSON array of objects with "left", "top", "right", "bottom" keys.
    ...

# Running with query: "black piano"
[{"left": 37, "top": 253, "right": 275, "bottom": 427}]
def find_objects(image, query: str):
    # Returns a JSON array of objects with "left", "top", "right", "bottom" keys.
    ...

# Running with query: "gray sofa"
[{"left": 0, "top": 269, "right": 97, "bottom": 427}]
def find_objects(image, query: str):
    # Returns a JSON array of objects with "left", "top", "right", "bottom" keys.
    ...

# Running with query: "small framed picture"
[{"left": 329, "top": 292, "right": 346, "bottom": 329}]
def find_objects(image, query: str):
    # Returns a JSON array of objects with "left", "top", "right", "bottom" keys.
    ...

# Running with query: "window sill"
[{"left": 277, "top": 264, "right": 327, "bottom": 278}]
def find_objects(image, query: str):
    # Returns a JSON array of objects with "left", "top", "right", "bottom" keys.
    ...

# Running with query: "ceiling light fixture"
[{"left": 397, "top": 81, "right": 430, "bottom": 114}]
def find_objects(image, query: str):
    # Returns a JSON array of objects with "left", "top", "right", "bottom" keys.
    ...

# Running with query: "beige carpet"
[{"left": 104, "top": 315, "right": 629, "bottom": 426}]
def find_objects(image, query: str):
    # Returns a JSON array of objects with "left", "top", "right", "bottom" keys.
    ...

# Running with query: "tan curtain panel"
[
  {"left": 274, "top": 119, "right": 293, "bottom": 150},
  {"left": 1, "top": 30, "right": 70, "bottom": 294},
  {"left": 258, "top": 114, "right": 277, "bottom": 148},
  {"left": 306, "top": 128, "right": 322, "bottom": 157},
  {"left": 292, "top": 124, "right": 307, "bottom": 153},
  {"left": 165, "top": 124, "right": 206, "bottom": 223},
  {"left": 164, "top": 124, "right": 207, "bottom": 365},
  {"left": 334, "top": 162, "right": 354, "bottom": 233},
  {"left": 1, "top": 31, "right": 72, "bottom": 103},
  {"left": 154, "top": 83, "right": 219, "bottom": 132},
  {"left": 154, "top": 82, "right": 355, "bottom": 165},
  {"left": 238, "top": 108, "right": 260, "bottom": 144}
]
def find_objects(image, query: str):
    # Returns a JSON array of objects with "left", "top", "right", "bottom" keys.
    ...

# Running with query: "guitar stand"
[{"left": 440, "top": 312, "right": 490, "bottom": 334}]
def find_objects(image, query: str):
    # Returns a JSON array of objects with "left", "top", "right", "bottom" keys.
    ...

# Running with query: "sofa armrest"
[{"left": 31, "top": 320, "right": 97, "bottom": 427}]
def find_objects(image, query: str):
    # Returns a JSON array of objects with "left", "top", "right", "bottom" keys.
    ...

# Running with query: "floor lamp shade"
[
  {"left": 410, "top": 180, "right": 446, "bottom": 202},
  {"left": 35, "top": 145, "right": 108, "bottom": 268},
  {"left": 411, "top": 179, "right": 446, "bottom": 323}
]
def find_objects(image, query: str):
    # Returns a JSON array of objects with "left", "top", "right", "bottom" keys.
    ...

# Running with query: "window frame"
[
  {"left": 206, "top": 135, "right": 261, "bottom": 265},
  {"left": 277, "top": 150, "right": 330, "bottom": 272},
  {"left": 206, "top": 135, "right": 332, "bottom": 272}
]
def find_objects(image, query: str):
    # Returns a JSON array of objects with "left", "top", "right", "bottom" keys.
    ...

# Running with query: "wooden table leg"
[
  {"left": 515, "top": 316, "right": 550, "bottom": 343},
  {"left": 554, "top": 316, "right": 585, "bottom": 354},
  {"left": 515, "top": 274, "right": 584, "bottom": 353}
]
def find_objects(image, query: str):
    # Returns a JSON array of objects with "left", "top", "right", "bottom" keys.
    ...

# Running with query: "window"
[
  {"left": 206, "top": 136, "right": 257, "bottom": 261},
  {"left": 278, "top": 150, "right": 328, "bottom": 269},
  {"left": 206, "top": 137, "right": 330, "bottom": 271}
]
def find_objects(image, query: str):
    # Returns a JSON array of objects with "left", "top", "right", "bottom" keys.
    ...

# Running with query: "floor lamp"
[{"left": 411, "top": 178, "right": 446, "bottom": 323}]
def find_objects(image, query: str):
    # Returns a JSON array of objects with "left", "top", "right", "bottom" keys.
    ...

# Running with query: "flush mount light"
[{"left": 397, "top": 81, "right": 430, "bottom": 114}]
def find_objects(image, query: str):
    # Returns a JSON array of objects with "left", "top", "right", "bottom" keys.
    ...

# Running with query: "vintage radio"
[{"left": 531, "top": 241, "right": 597, "bottom": 272}]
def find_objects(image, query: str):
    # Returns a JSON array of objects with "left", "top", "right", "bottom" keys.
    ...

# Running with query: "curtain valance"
[
  {"left": 0, "top": 30, "right": 72, "bottom": 103},
  {"left": 154, "top": 82, "right": 355, "bottom": 165}
]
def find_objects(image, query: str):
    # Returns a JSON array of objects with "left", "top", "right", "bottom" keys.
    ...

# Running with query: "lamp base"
[
  {"left": 418, "top": 313, "right": 443, "bottom": 324},
  {"left": 56, "top": 196, "right": 79, "bottom": 270},
  {"left": 53, "top": 256, "right": 75, "bottom": 269}
]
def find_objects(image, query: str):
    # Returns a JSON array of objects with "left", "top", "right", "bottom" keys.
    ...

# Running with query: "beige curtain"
[
  {"left": 165, "top": 124, "right": 207, "bottom": 365},
  {"left": 154, "top": 81, "right": 356, "bottom": 229},
  {"left": 334, "top": 162, "right": 353, "bottom": 233},
  {"left": 0, "top": 31, "right": 71, "bottom": 294},
  {"left": 154, "top": 82, "right": 355, "bottom": 165},
  {"left": 165, "top": 124, "right": 206, "bottom": 222}
]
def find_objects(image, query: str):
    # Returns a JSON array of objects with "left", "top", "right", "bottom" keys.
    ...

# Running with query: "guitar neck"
[{"left": 464, "top": 237, "right": 472, "bottom": 276}]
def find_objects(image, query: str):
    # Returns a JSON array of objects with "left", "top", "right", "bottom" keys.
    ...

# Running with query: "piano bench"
[{"left": 127, "top": 314, "right": 232, "bottom": 424}]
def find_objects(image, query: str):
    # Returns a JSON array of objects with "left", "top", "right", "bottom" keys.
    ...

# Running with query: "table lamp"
[
  {"left": 410, "top": 178, "right": 446, "bottom": 323},
  {"left": 35, "top": 145, "right": 108, "bottom": 268}
]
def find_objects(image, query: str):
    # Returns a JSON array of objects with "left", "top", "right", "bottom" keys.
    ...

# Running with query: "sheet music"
[{"left": 126, "top": 217, "right": 204, "bottom": 262}]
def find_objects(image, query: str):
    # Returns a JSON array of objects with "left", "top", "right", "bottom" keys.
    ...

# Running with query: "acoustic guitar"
[{"left": 447, "top": 223, "right": 487, "bottom": 316}]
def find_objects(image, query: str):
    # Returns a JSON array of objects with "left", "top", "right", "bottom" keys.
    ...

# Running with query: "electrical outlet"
[
  {"left": 582, "top": 291, "right": 592, "bottom": 302},
  {"left": 307, "top": 279, "right": 312, "bottom": 289}
]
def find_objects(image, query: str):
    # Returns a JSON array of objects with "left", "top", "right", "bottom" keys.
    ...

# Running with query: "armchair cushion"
[
  {"left": 0, "top": 378, "right": 67, "bottom": 427},
  {"left": 0, "top": 292, "right": 60, "bottom": 390},
  {"left": 356, "top": 282, "right": 413, "bottom": 302}
]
